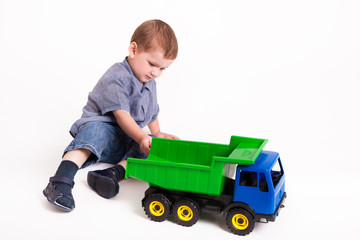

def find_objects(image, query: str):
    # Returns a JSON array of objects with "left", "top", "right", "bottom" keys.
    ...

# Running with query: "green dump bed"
[{"left": 126, "top": 136, "right": 267, "bottom": 196}]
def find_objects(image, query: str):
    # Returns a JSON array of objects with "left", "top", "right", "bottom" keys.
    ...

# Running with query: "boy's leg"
[
  {"left": 118, "top": 160, "right": 127, "bottom": 169},
  {"left": 43, "top": 149, "right": 91, "bottom": 211},
  {"left": 62, "top": 148, "right": 93, "bottom": 168},
  {"left": 44, "top": 122, "right": 123, "bottom": 211},
  {"left": 87, "top": 134, "right": 149, "bottom": 199}
]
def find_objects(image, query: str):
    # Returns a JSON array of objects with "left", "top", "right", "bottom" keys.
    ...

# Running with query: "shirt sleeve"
[
  {"left": 151, "top": 103, "right": 160, "bottom": 122},
  {"left": 93, "top": 75, "right": 130, "bottom": 115}
]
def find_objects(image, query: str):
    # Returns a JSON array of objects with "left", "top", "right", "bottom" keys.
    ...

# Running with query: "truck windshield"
[{"left": 271, "top": 158, "right": 283, "bottom": 188}]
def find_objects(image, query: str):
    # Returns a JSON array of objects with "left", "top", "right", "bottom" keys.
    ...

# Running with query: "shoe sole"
[{"left": 87, "top": 172, "right": 119, "bottom": 199}]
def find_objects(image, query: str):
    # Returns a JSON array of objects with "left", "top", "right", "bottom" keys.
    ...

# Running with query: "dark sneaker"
[
  {"left": 43, "top": 176, "right": 75, "bottom": 211},
  {"left": 87, "top": 171, "right": 119, "bottom": 199}
]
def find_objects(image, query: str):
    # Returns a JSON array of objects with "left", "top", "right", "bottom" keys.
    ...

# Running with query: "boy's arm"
[
  {"left": 113, "top": 110, "right": 152, "bottom": 155},
  {"left": 148, "top": 118, "right": 180, "bottom": 140}
]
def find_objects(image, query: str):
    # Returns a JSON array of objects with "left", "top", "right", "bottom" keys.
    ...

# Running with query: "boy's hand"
[
  {"left": 154, "top": 132, "right": 180, "bottom": 140},
  {"left": 148, "top": 118, "right": 180, "bottom": 140},
  {"left": 139, "top": 135, "right": 152, "bottom": 155}
]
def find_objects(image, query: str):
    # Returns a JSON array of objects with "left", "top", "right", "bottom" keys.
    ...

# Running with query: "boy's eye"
[{"left": 149, "top": 61, "right": 165, "bottom": 71}]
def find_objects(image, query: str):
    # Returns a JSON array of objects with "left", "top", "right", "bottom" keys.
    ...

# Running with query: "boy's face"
[{"left": 128, "top": 42, "right": 174, "bottom": 84}]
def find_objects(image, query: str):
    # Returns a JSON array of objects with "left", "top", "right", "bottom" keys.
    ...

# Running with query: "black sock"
[
  {"left": 55, "top": 160, "right": 79, "bottom": 179},
  {"left": 54, "top": 160, "right": 78, "bottom": 207},
  {"left": 93, "top": 165, "right": 125, "bottom": 182}
]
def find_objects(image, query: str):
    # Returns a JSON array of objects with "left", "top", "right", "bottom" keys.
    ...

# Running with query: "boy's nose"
[{"left": 150, "top": 69, "right": 159, "bottom": 78}]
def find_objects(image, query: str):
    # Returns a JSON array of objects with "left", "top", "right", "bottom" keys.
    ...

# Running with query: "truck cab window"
[
  {"left": 259, "top": 172, "right": 269, "bottom": 192},
  {"left": 239, "top": 171, "right": 257, "bottom": 187},
  {"left": 271, "top": 158, "right": 283, "bottom": 187}
]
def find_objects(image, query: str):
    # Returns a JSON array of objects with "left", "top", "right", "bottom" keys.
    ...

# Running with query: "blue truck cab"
[{"left": 233, "top": 150, "right": 286, "bottom": 222}]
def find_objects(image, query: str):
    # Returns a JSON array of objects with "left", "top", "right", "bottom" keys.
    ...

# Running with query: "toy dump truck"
[{"left": 126, "top": 136, "right": 286, "bottom": 236}]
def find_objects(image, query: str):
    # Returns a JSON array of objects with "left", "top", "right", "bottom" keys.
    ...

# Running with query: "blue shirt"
[{"left": 70, "top": 58, "right": 159, "bottom": 137}]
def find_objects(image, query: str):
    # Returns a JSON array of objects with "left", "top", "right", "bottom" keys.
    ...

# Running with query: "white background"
[{"left": 1, "top": 0, "right": 359, "bottom": 239}]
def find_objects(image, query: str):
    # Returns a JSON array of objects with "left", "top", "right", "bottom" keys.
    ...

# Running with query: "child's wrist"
[
  {"left": 152, "top": 131, "right": 163, "bottom": 138},
  {"left": 135, "top": 132, "right": 150, "bottom": 144}
]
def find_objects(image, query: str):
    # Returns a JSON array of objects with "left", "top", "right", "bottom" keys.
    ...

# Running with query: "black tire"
[
  {"left": 172, "top": 199, "right": 200, "bottom": 227},
  {"left": 226, "top": 208, "right": 255, "bottom": 236},
  {"left": 143, "top": 193, "right": 171, "bottom": 222}
]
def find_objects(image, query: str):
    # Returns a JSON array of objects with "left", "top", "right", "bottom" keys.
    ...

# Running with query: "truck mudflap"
[{"left": 255, "top": 192, "right": 287, "bottom": 223}]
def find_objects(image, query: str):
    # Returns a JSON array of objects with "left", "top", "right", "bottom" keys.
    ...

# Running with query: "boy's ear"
[{"left": 128, "top": 42, "right": 138, "bottom": 58}]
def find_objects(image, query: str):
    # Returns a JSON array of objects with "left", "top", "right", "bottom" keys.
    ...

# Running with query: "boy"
[{"left": 43, "top": 19, "right": 179, "bottom": 211}]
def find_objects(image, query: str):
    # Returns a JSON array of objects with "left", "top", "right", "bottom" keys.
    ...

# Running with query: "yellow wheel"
[
  {"left": 226, "top": 208, "right": 255, "bottom": 236},
  {"left": 177, "top": 205, "right": 194, "bottom": 221},
  {"left": 149, "top": 201, "right": 165, "bottom": 217},
  {"left": 232, "top": 214, "right": 249, "bottom": 230},
  {"left": 172, "top": 199, "right": 199, "bottom": 227},
  {"left": 143, "top": 194, "right": 171, "bottom": 222}
]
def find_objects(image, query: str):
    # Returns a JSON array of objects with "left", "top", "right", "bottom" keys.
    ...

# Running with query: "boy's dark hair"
[{"left": 131, "top": 19, "right": 178, "bottom": 60}]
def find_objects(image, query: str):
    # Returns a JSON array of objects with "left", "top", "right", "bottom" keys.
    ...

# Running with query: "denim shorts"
[{"left": 64, "top": 121, "right": 148, "bottom": 168}]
